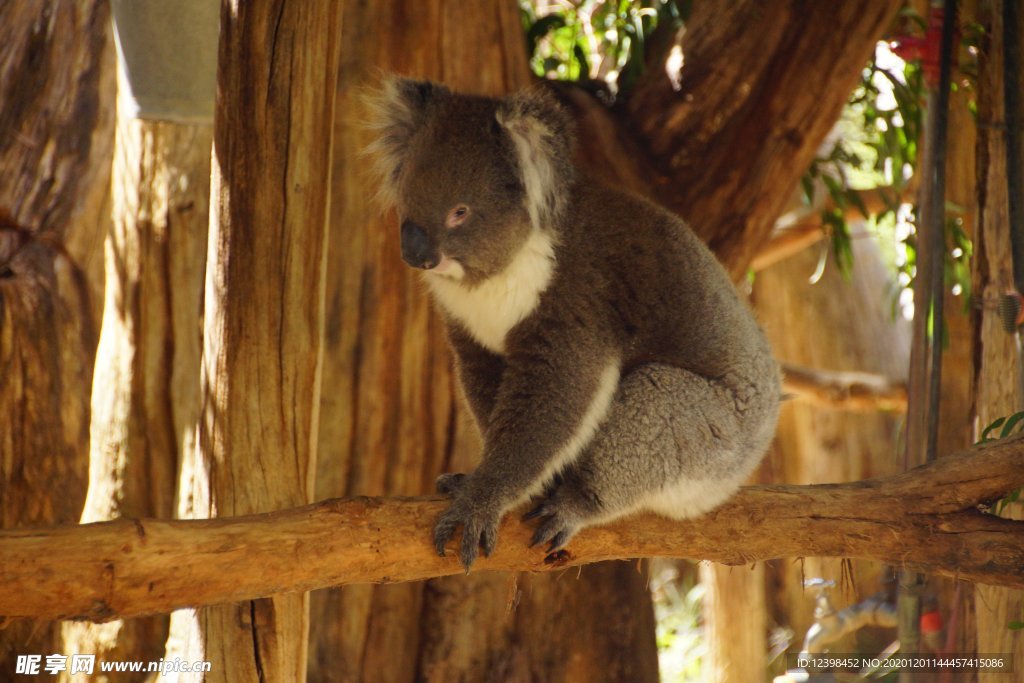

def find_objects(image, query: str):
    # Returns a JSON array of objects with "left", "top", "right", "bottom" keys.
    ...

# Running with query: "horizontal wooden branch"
[
  {"left": 1, "top": 435, "right": 1021, "bottom": 623},
  {"left": 781, "top": 362, "right": 908, "bottom": 412},
  {"left": 751, "top": 222, "right": 827, "bottom": 272},
  {"left": 752, "top": 186, "right": 913, "bottom": 272}
]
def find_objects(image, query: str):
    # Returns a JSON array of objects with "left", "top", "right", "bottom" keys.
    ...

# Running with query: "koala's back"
[{"left": 532, "top": 177, "right": 771, "bottom": 381}]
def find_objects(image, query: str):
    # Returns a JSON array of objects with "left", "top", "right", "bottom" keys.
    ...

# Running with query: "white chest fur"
[{"left": 426, "top": 230, "right": 555, "bottom": 354}]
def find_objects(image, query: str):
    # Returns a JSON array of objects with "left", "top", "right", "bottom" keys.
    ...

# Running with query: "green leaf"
[
  {"left": 979, "top": 416, "right": 1006, "bottom": 443},
  {"left": 821, "top": 174, "right": 847, "bottom": 209},
  {"left": 999, "top": 411, "right": 1024, "bottom": 438},
  {"left": 1009, "top": 621, "right": 1024, "bottom": 630}
]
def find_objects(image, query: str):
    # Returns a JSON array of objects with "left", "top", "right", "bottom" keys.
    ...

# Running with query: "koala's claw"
[
  {"left": 525, "top": 479, "right": 599, "bottom": 552},
  {"left": 521, "top": 504, "right": 547, "bottom": 521},
  {"left": 433, "top": 499, "right": 500, "bottom": 571},
  {"left": 532, "top": 516, "right": 581, "bottom": 552}
]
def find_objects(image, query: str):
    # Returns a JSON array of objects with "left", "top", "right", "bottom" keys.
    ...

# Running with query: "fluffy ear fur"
[
  {"left": 497, "top": 86, "right": 575, "bottom": 232},
  {"left": 363, "top": 76, "right": 450, "bottom": 207}
]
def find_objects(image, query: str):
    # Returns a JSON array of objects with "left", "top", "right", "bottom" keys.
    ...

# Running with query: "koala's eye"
[{"left": 446, "top": 205, "right": 470, "bottom": 228}]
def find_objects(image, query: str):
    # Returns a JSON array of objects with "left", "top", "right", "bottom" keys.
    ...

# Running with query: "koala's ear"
[
  {"left": 364, "top": 76, "right": 449, "bottom": 207},
  {"left": 497, "top": 86, "right": 575, "bottom": 231}
]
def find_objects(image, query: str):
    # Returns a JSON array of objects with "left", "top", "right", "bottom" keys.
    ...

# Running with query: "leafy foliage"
[
  {"left": 519, "top": 1, "right": 683, "bottom": 95},
  {"left": 803, "top": 49, "right": 924, "bottom": 281},
  {"left": 801, "top": 10, "right": 982, "bottom": 314}
]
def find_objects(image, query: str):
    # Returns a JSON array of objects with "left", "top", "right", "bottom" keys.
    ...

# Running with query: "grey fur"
[{"left": 365, "top": 76, "right": 781, "bottom": 570}]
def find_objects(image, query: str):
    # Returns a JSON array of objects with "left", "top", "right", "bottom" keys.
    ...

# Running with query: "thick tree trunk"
[
  {"left": 0, "top": 0, "right": 113, "bottom": 669},
  {"left": 61, "top": 109, "right": 212, "bottom": 675},
  {"left": 0, "top": 0, "right": 115, "bottom": 322},
  {"left": 311, "top": 1, "right": 911, "bottom": 679},
  {"left": 185, "top": 2, "right": 342, "bottom": 681},
  {"left": 0, "top": 220, "right": 95, "bottom": 667},
  {"left": 621, "top": 0, "right": 903, "bottom": 276},
  {"left": 973, "top": 1, "right": 1024, "bottom": 677}
]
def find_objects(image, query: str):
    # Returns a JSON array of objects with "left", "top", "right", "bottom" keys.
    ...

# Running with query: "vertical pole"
[
  {"left": 900, "top": 2, "right": 955, "bottom": 680},
  {"left": 193, "top": 2, "right": 342, "bottom": 680}
]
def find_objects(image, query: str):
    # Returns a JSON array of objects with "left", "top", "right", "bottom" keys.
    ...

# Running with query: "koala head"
[{"left": 364, "top": 76, "right": 574, "bottom": 284}]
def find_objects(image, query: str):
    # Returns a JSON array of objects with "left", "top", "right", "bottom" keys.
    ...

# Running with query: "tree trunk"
[
  {"left": 0, "top": 0, "right": 115, "bottom": 322},
  {"left": 61, "top": 110, "right": 212, "bottom": 677},
  {"left": 0, "top": 220, "right": 95, "bottom": 668},
  {"left": 310, "top": 1, "right": 911, "bottom": 679},
  {"left": 0, "top": 0, "right": 113, "bottom": 669},
  {"left": 621, "top": 0, "right": 903, "bottom": 276},
  {"left": 752, "top": 238, "right": 910, "bottom": 660},
  {"left": 973, "top": 1, "right": 1024, "bottom": 678},
  {"left": 186, "top": 2, "right": 342, "bottom": 680},
  {"left": 701, "top": 561, "right": 767, "bottom": 682}
]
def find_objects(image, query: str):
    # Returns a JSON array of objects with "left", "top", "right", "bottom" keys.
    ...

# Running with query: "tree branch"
[
  {"left": 782, "top": 362, "right": 908, "bottom": 412},
  {"left": 752, "top": 185, "right": 913, "bottom": 272},
  {"left": 1, "top": 435, "right": 1021, "bottom": 623}
]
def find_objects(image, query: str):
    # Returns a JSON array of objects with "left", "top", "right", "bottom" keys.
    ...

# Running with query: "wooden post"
[
  {"left": 973, "top": 1, "right": 1024, "bottom": 678},
  {"left": 188, "top": 2, "right": 342, "bottom": 680},
  {"left": 62, "top": 109, "right": 213, "bottom": 674},
  {"left": 63, "top": 1, "right": 218, "bottom": 671}
]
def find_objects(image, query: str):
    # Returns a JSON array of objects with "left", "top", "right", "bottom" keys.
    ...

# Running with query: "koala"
[{"left": 365, "top": 76, "right": 780, "bottom": 570}]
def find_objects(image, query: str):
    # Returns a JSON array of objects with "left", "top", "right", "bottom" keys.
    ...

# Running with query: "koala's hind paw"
[
  {"left": 433, "top": 497, "right": 500, "bottom": 571},
  {"left": 524, "top": 503, "right": 581, "bottom": 552},
  {"left": 435, "top": 472, "right": 467, "bottom": 497},
  {"left": 524, "top": 495, "right": 592, "bottom": 553}
]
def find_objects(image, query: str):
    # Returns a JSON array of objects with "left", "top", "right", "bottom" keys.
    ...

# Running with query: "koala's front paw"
[
  {"left": 433, "top": 493, "right": 501, "bottom": 571},
  {"left": 524, "top": 481, "right": 600, "bottom": 552}
]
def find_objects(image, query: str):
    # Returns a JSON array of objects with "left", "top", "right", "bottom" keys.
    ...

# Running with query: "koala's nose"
[{"left": 400, "top": 220, "right": 438, "bottom": 270}]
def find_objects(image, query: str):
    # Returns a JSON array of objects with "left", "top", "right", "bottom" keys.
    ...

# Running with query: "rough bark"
[
  {"left": 184, "top": 2, "right": 343, "bottom": 681},
  {"left": 61, "top": 108, "right": 212, "bottom": 675},
  {"left": 972, "top": 1, "right": 1024, "bottom": 677},
  {"left": 620, "top": 0, "right": 903, "bottom": 277},
  {"left": 0, "top": 220, "right": 95, "bottom": 666},
  {"left": 311, "top": 2, "right": 657, "bottom": 682},
  {"left": 0, "top": 0, "right": 113, "bottom": 668},
  {"left": 0, "top": 433, "right": 1022, "bottom": 623},
  {"left": 0, "top": 0, "right": 115, "bottom": 322}
]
